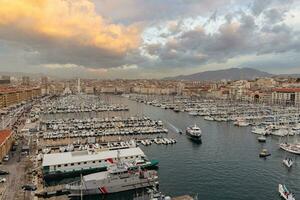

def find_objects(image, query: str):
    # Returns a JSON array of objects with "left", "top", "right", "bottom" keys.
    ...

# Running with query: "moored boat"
[
  {"left": 204, "top": 116, "right": 214, "bottom": 121},
  {"left": 257, "top": 135, "right": 266, "bottom": 143},
  {"left": 252, "top": 127, "right": 267, "bottom": 135},
  {"left": 66, "top": 161, "right": 159, "bottom": 196},
  {"left": 259, "top": 149, "right": 271, "bottom": 158},
  {"left": 279, "top": 143, "right": 300, "bottom": 155}
]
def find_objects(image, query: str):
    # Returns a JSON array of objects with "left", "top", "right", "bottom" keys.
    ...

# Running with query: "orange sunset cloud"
[{"left": 0, "top": 0, "right": 140, "bottom": 54}]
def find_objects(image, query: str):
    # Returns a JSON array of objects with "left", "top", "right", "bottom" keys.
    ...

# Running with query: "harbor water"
[
  {"left": 111, "top": 96, "right": 300, "bottom": 200},
  {"left": 50, "top": 95, "right": 300, "bottom": 200}
]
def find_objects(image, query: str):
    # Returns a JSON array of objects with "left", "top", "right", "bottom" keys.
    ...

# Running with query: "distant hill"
[
  {"left": 0, "top": 71, "right": 45, "bottom": 78},
  {"left": 164, "top": 68, "right": 273, "bottom": 81},
  {"left": 275, "top": 74, "right": 300, "bottom": 78}
]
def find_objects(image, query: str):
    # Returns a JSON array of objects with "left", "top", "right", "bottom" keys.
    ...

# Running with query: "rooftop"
[
  {"left": 272, "top": 88, "right": 300, "bottom": 93},
  {"left": 0, "top": 129, "right": 12, "bottom": 146},
  {"left": 42, "top": 147, "right": 145, "bottom": 167}
]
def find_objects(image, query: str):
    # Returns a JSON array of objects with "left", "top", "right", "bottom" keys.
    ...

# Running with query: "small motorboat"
[
  {"left": 257, "top": 135, "right": 266, "bottom": 143},
  {"left": 283, "top": 158, "right": 294, "bottom": 168},
  {"left": 259, "top": 149, "right": 271, "bottom": 158},
  {"left": 278, "top": 184, "right": 295, "bottom": 200}
]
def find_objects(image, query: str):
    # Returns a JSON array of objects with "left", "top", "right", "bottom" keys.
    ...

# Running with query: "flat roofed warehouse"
[{"left": 42, "top": 147, "right": 145, "bottom": 168}]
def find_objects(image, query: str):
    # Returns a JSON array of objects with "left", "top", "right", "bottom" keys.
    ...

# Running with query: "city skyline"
[{"left": 1, "top": 0, "right": 300, "bottom": 79}]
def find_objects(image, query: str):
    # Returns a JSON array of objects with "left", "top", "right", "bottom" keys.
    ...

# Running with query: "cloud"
[
  {"left": 42, "top": 63, "right": 79, "bottom": 69},
  {"left": 94, "top": 0, "right": 245, "bottom": 24},
  {"left": 0, "top": 0, "right": 140, "bottom": 68},
  {"left": 140, "top": 0, "right": 300, "bottom": 72},
  {"left": 251, "top": 0, "right": 273, "bottom": 16},
  {"left": 1, "top": 0, "right": 300, "bottom": 79},
  {"left": 112, "top": 64, "right": 138, "bottom": 70}
]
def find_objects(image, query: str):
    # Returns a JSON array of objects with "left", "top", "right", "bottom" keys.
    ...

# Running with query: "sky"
[{"left": 0, "top": 0, "right": 300, "bottom": 79}]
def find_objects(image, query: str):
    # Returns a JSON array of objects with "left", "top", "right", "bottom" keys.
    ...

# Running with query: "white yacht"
[{"left": 186, "top": 125, "right": 202, "bottom": 140}]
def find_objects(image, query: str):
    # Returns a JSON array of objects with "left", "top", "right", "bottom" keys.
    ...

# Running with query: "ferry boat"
[
  {"left": 42, "top": 147, "right": 159, "bottom": 181},
  {"left": 278, "top": 184, "right": 295, "bottom": 200},
  {"left": 65, "top": 161, "right": 159, "bottom": 196},
  {"left": 186, "top": 125, "right": 202, "bottom": 140}
]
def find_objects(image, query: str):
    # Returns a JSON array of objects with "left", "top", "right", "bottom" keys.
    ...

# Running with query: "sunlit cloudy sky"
[{"left": 0, "top": 0, "right": 300, "bottom": 79}]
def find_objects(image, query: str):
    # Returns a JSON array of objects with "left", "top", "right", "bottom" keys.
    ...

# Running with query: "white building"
[{"left": 272, "top": 88, "right": 300, "bottom": 105}]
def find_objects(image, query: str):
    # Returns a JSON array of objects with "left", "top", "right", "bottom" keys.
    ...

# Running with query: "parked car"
[
  {"left": 22, "top": 184, "right": 37, "bottom": 191},
  {"left": 3, "top": 155, "right": 9, "bottom": 161},
  {"left": 0, "top": 178, "right": 6, "bottom": 183},
  {"left": 0, "top": 170, "right": 9, "bottom": 175}
]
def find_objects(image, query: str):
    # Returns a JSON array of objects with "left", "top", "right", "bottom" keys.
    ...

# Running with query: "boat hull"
[
  {"left": 259, "top": 153, "right": 271, "bottom": 158},
  {"left": 186, "top": 132, "right": 202, "bottom": 141},
  {"left": 280, "top": 144, "right": 300, "bottom": 155},
  {"left": 67, "top": 178, "right": 158, "bottom": 196},
  {"left": 44, "top": 160, "right": 159, "bottom": 182}
]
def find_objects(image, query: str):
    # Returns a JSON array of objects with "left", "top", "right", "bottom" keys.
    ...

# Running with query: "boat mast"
[{"left": 80, "top": 174, "right": 83, "bottom": 200}]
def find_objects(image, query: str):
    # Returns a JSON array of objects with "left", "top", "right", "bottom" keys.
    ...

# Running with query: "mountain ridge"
[{"left": 164, "top": 68, "right": 274, "bottom": 81}]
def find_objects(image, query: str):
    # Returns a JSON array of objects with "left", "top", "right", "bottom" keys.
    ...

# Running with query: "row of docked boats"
[
  {"left": 39, "top": 94, "right": 129, "bottom": 114},
  {"left": 128, "top": 94, "right": 300, "bottom": 136},
  {"left": 141, "top": 138, "right": 177, "bottom": 146},
  {"left": 42, "top": 127, "right": 168, "bottom": 139},
  {"left": 40, "top": 116, "right": 168, "bottom": 139},
  {"left": 42, "top": 138, "right": 178, "bottom": 155},
  {"left": 42, "top": 117, "right": 163, "bottom": 131},
  {"left": 251, "top": 125, "right": 300, "bottom": 137}
]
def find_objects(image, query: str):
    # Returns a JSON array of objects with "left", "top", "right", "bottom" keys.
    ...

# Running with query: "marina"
[
  {"left": 3, "top": 1, "right": 300, "bottom": 199},
  {"left": 129, "top": 94, "right": 300, "bottom": 137},
  {"left": 120, "top": 95, "right": 300, "bottom": 200},
  {"left": 25, "top": 94, "right": 299, "bottom": 200}
]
